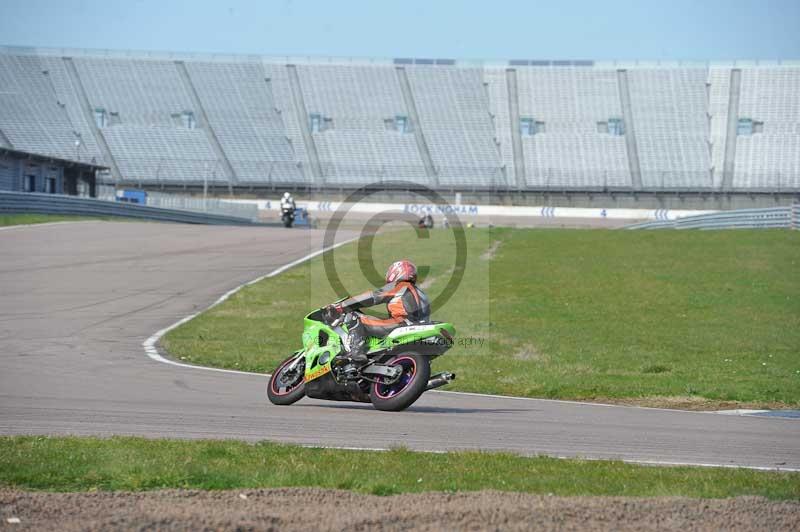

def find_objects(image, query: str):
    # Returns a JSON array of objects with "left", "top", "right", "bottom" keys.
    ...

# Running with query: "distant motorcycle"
[
  {"left": 267, "top": 300, "right": 456, "bottom": 411},
  {"left": 418, "top": 214, "right": 434, "bottom": 229},
  {"left": 281, "top": 207, "right": 295, "bottom": 228}
]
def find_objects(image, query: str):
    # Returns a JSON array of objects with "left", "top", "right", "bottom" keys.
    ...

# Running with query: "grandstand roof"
[
  {"left": 0, "top": 147, "right": 108, "bottom": 172},
  {"left": 1, "top": 45, "right": 798, "bottom": 69}
]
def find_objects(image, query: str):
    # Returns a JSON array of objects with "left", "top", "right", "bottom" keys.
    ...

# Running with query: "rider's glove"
[{"left": 323, "top": 304, "right": 343, "bottom": 322}]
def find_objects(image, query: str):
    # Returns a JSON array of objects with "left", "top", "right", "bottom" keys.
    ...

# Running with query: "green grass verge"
[
  {"left": 163, "top": 227, "right": 800, "bottom": 409},
  {"left": 1, "top": 436, "right": 797, "bottom": 498},
  {"left": 0, "top": 213, "right": 99, "bottom": 226}
]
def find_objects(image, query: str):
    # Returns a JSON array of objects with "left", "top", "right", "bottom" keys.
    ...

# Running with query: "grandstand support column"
[
  {"left": 286, "top": 65, "right": 323, "bottom": 184},
  {"left": 174, "top": 61, "right": 238, "bottom": 191},
  {"left": 395, "top": 66, "right": 438, "bottom": 184},
  {"left": 722, "top": 69, "right": 742, "bottom": 190},
  {"left": 63, "top": 57, "right": 122, "bottom": 181},
  {"left": 505, "top": 69, "right": 525, "bottom": 188},
  {"left": 616, "top": 69, "right": 642, "bottom": 190}
]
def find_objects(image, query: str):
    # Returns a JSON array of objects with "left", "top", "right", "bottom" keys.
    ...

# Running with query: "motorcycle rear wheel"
[
  {"left": 369, "top": 351, "right": 430, "bottom": 411},
  {"left": 267, "top": 354, "right": 305, "bottom": 405}
]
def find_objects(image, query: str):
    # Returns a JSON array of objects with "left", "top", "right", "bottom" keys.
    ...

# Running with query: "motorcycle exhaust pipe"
[{"left": 426, "top": 372, "right": 456, "bottom": 391}]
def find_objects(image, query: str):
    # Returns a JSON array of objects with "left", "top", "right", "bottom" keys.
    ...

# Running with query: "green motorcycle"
[{"left": 267, "top": 301, "right": 456, "bottom": 411}]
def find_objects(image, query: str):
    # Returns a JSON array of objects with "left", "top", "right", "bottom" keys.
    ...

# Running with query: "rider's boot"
[
  {"left": 341, "top": 314, "right": 368, "bottom": 377},
  {"left": 343, "top": 342, "right": 367, "bottom": 377}
]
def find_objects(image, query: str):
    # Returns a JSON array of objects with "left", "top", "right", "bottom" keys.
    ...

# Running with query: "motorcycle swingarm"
[{"left": 360, "top": 364, "right": 402, "bottom": 379}]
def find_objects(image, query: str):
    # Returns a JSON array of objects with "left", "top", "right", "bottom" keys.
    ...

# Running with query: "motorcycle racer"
[
  {"left": 280, "top": 191, "right": 296, "bottom": 211},
  {"left": 324, "top": 260, "right": 430, "bottom": 374}
]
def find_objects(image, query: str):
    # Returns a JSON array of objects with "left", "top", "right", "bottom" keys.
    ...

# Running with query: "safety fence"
[
  {"left": 96, "top": 186, "right": 258, "bottom": 221},
  {"left": 625, "top": 206, "right": 798, "bottom": 230},
  {"left": 0, "top": 191, "right": 266, "bottom": 226}
]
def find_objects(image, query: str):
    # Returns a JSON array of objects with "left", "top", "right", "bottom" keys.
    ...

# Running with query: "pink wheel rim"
[
  {"left": 373, "top": 356, "right": 417, "bottom": 399},
  {"left": 269, "top": 356, "right": 303, "bottom": 396}
]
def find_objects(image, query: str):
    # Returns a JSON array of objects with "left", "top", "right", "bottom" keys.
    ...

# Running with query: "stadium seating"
[
  {"left": 734, "top": 68, "right": 800, "bottom": 189},
  {"left": 0, "top": 54, "right": 82, "bottom": 160},
  {"left": 295, "top": 64, "right": 427, "bottom": 184},
  {"left": 0, "top": 47, "right": 798, "bottom": 191},
  {"left": 405, "top": 66, "right": 505, "bottom": 187},
  {"left": 74, "top": 58, "right": 194, "bottom": 126},
  {"left": 627, "top": 69, "right": 712, "bottom": 189},
  {"left": 70, "top": 57, "right": 220, "bottom": 183},
  {"left": 185, "top": 61, "right": 305, "bottom": 184},
  {"left": 513, "top": 67, "right": 631, "bottom": 188},
  {"left": 102, "top": 125, "right": 221, "bottom": 184}
]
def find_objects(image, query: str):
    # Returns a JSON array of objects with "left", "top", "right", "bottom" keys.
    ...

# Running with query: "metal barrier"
[
  {"left": 624, "top": 219, "right": 676, "bottom": 230},
  {"left": 625, "top": 206, "right": 797, "bottom": 230},
  {"left": 96, "top": 187, "right": 258, "bottom": 221},
  {"left": 0, "top": 191, "right": 268, "bottom": 226}
]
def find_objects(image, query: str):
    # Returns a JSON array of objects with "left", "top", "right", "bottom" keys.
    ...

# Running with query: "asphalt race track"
[{"left": 1, "top": 221, "right": 798, "bottom": 471}]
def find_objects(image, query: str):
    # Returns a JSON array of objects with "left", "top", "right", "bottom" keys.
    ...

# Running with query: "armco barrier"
[
  {"left": 229, "top": 198, "right": 716, "bottom": 221},
  {"left": 625, "top": 206, "right": 794, "bottom": 230},
  {"left": 623, "top": 219, "right": 676, "bottom": 230},
  {"left": 0, "top": 191, "right": 267, "bottom": 226},
  {"left": 96, "top": 186, "right": 259, "bottom": 220}
]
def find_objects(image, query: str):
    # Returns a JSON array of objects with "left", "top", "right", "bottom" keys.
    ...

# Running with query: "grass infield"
[
  {"left": 1, "top": 436, "right": 798, "bottom": 498},
  {"left": 163, "top": 227, "right": 800, "bottom": 410}
]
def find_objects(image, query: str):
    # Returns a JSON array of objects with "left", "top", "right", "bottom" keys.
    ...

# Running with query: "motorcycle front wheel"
[
  {"left": 369, "top": 351, "right": 430, "bottom": 411},
  {"left": 267, "top": 354, "right": 305, "bottom": 405}
]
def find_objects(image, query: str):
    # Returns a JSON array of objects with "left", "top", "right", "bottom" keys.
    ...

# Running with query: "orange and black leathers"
[
  {"left": 339, "top": 281, "right": 430, "bottom": 360},
  {"left": 341, "top": 281, "right": 430, "bottom": 334}
]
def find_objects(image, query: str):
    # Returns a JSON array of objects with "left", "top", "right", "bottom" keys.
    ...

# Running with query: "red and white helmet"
[{"left": 385, "top": 260, "right": 417, "bottom": 284}]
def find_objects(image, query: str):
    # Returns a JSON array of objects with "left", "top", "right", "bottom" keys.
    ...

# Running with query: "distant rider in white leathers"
[{"left": 280, "top": 192, "right": 296, "bottom": 212}]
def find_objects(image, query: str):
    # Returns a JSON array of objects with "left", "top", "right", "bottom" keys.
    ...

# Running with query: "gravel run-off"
[{"left": 2, "top": 488, "right": 799, "bottom": 531}]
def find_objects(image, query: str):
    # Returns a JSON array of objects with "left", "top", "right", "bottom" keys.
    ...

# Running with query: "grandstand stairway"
[
  {"left": 395, "top": 66, "right": 438, "bottom": 184},
  {"left": 286, "top": 65, "right": 323, "bottom": 182},
  {"left": 505, "top": 68, "right": 526, "bottom": 188},
  {"left": 63, "top": 57, "right": 121, "bottom": 181},
  {"left": 175, "top": 60, "right": 237, "bottom": 190},
  {"left": 616, "top": 69, "right": 643, "bottom": 190},
  {"left": 722, "top": 69, "right": 742, "bottom": 190}
]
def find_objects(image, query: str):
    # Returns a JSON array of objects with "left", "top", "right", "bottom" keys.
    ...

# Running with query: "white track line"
[
  {"left": 297, "top": 444, "right": 800, "bottom": 472},
  {"left": 140, "top": 237, "right": 798, "bottom": 471},
  {"left": 0, "top": 220, "right": 97, "bottom": 232},
  {"left": 141, "top": 232, "right": 794, "bottom": 441},
  {"left": 429, "top": 390, "right": 786, "bottom": 418},
  {"left": 143, "top": 237, "right": 794, "bottom": 418},
  {"left": 142, "top": 237, "right": 357, "bottom": 375},
  {"left": 715, "top": 409, "right": 771, "bottom": 416}
]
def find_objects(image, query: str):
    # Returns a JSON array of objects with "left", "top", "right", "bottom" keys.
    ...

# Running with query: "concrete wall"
[{"left": 215, "top": 188, "right": 799, "bottom": 211}]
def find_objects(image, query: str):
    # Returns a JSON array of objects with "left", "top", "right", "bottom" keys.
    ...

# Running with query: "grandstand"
[
  {"left": 295, "top": 63, "right": 427, "bottom": 184},
  {"left": 0, "top": 46, "right": 798, "bottom": 197}
]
